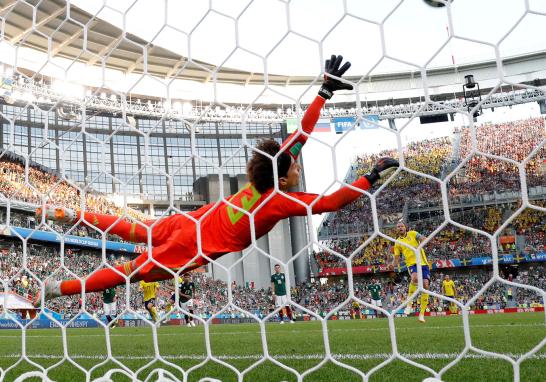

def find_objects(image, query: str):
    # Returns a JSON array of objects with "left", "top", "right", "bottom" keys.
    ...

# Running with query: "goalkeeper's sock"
[{"left": 420, "top": 293, "right": 429, "bottom": 316}]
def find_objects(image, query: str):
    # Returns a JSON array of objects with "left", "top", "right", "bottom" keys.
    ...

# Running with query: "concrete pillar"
[
  {"left": 388, "top": 118, "right": 396, "bottom": 131},
  {"left": 289, "top": 214, "right": 310, "bottom": 285},
  {"left": 194, "top": 174, "right": 244, "bottom": 285},
  {"left": 289, "top": 154, "right": 311, "bottom": 285},
  {"left": 268, "top": 219, "right": 295, "bottom": 287},
  {"left": 242, "top": 235, "right": 272, "bottom": 290},
  {"left": 204, "top": 174, "right": 231, "bottom": 202},
  {"left": 211, "top": 251, "right": 244, "bottom": 286}
]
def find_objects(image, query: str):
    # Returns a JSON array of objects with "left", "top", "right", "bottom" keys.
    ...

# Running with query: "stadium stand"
[
  {"left": 316, "top": 118, "right": 545, "bottom": 271},
  {"left": 1, "top": 239, "right": 544, "bottom": 320}
]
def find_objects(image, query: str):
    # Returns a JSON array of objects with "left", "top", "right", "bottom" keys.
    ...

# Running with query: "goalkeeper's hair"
[{"left": 247, "top": 139, "right": 291, "bottom": 193}]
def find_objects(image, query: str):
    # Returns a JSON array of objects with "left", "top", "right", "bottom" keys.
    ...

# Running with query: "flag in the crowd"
[
  {"left": 434, "top": 259, "right": 455, "bottom": 268},
  {"left": 313, "top": 118, "right": 331, "bottom": 132},
  {"left": 245, "top": 281, "right": 255, "bottom": 289}
]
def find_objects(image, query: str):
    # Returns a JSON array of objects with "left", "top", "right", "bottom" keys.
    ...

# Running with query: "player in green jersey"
[
  {"left": 271, "top": 264, "right": 294, "bottom": 324},
  {"left": 367, "top": 279, "right": 383, "bottom": 317},
  {"left": 102, "top": 287, "right": 117, "bottom": 327}
]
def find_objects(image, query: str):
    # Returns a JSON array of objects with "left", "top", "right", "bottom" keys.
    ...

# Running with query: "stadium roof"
[
  {"left": 0, "top": 0, "right": 290, "bottom": 85},
  {"left": 1, "top": 0, "right": 546, "bottom": 105},
  {"left": 2, "top": 0, "right": 546, "bottom": 83}
]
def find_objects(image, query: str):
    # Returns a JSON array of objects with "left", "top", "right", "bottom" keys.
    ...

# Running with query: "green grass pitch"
[{"left": 0, "top": 312, "right": 544, "bottom": 382}]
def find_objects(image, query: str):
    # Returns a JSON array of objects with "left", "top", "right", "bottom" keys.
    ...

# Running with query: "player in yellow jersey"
[
  {"left": 139, "top": 280, "right": 160, "bottom": 323},
  {"left": 441, "top": 274, "right": 457, "bottom": 314},
  {"left": 390, "top": 222, "right": 430, "bottom": 323},
  {"left": 351, "top": 300, "right": 362, "bottom": 320}
]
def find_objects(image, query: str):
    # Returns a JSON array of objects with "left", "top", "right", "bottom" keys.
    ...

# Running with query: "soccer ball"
[
  {"left": 423, "top": 0, "right": 451, "bottom": 7},
  {"left": 423, "top": 378, "right": 443, "bottom": 382}
]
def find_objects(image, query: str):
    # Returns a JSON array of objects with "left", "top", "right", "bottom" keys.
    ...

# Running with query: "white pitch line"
[
  {"left": 0, "top": 353, "right": 545, "bottom": 361},
  {"left": 0, "top": 322, "right": 542, "bottom": 339}
]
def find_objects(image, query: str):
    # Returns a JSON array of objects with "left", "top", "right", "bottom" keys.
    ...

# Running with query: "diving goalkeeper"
[{"left": 34, "top": 55, "right": 399, "bottom": 306}]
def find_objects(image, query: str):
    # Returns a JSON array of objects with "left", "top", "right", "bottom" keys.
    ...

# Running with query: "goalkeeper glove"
[
  {"left": 364, "top": 157, "right": 399, "bottom": 185},
  {"left": 318, "top": 54, "right": 353, "bottom": 100}
]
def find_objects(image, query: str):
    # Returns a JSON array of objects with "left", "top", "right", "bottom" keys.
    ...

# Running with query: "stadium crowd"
[
  {"left": 322, "top": 117, "right": 544, "bottom": 234},
  {"left": 314, "top": 203, "right": 544, "bottom": 271},
  {"left": 317, "top": 117, "right": 545, "bottom": 270},
  {"left": 291, "top": 266, "right": 545, "bottom": 315},
  {"left": 458, "top": 117, "right": 545, "bottom": 189},
  {"left": 1, "top": 240, "right": 544, "bottom": 319},
  {"left": 0, "top": 152, "right": 147, "bottom": 221}
]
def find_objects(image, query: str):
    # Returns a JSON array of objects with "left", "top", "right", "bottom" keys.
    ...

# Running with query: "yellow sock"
[
  {"left": 150, "top": 306, "right": 158, "bottom": 322},
  {"left": 166, "top": 304, "right": 173, "bottom": 313},
  {"left": 408, "top": 282, "right": 417, "bottom": 298},
  {"left": 420, "top": 293, "right": 429, "bottom": 316}
]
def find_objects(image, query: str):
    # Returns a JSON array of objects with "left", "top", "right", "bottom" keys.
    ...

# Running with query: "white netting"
[{"left": 0, "top": 0, "right": 545, "bottom": 381}]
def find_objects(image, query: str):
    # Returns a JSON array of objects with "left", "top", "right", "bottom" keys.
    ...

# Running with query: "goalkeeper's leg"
[
  {"left": 33, "top": 237, "right": 190, "bottom": 306},
  {"left": 36, "top": 206, "right": 155, "bottom": 243}
]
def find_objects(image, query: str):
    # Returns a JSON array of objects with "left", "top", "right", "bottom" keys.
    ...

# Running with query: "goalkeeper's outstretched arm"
[{"left": 280, "top": 54, "right": 353, "bottom": 160}]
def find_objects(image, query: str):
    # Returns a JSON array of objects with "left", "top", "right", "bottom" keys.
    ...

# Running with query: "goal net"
[{"left": 0, "top": 0, "right": 545, "bottom": 381}]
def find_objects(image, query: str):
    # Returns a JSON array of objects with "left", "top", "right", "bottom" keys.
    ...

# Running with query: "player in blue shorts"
[{"left": 390, "top": 222, "right": 430, "bottom": 323}]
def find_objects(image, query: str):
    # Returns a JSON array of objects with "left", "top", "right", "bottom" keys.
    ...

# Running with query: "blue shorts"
[{"left": 408, "top": 264, "right": 430, "bottom": 280}]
